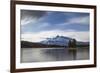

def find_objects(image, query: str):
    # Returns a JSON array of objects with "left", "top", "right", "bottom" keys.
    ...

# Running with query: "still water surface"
[{"left": 21, "top": 48, "right": 89, "bottom": 63}]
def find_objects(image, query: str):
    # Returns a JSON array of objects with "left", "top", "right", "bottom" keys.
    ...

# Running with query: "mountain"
[
  {"left": 40, "top": 35, "right": 89, "bottom": 47},
  {"left": 40, "top": 35, "right": 72, "bottom": 47},
  {"left": 21, "top": 35, "right": 89, "bottom": 48}
]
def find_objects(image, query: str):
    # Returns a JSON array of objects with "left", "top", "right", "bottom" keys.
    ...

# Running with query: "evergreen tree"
[{"left": 68, "top": 39, "right": 76, "bottom": 48}]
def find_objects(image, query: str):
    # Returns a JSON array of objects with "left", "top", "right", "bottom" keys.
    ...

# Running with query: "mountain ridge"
[{"left": 21, "top": 35, "right": 89, "bottom": 48}]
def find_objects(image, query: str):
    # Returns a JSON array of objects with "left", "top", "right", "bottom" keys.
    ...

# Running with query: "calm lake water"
[{"left": 21, "top": 47, "right": 89, "bottom": 63}]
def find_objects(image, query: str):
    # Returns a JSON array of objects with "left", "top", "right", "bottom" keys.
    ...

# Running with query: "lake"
[{"left": 21, "top": 47, "right": 89, "bottom": 63}]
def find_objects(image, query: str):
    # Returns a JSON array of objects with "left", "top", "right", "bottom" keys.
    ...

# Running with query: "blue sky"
[{"left": 21, "top": 10, "right": 90, "bottom": 42}]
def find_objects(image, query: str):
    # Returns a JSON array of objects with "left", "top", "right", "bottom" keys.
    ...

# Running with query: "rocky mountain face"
[
  {"left": 41, "top": 35, "right": 72, "bottom": 46},
  {"left": 40, "top": 35, "right": 89, "bottom": 47}
]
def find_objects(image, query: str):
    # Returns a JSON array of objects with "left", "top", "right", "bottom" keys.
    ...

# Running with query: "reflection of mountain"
[{"left": 21, "top": 35, "right": 89, "bottom": 48}]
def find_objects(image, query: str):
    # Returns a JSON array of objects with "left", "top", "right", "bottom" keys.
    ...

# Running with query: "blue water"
[{"left": 21, "top": 48, "right": 89, "bottom": 63}]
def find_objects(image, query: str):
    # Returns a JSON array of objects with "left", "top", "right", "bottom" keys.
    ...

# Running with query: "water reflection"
[
  {"left": 68, "top": 49, "right": 77, "bottom": 60},
  {"left": 21, "top": 48, "right": 89, "bottom": 63}
]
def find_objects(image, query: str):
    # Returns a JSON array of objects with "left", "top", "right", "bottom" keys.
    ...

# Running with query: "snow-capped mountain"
[
  {"left": 21, "top": 35, "right": 89, "bottom": 48},
  {"left": 40, "top": 35, "right": 72, "bottom": 46}
]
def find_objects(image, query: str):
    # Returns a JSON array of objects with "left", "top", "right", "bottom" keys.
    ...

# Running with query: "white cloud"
[
  {"left": 21, "top": 17, "right": 38, "bottom": 25},
  {"left": 21, "top": 10, "right": 46, "bottom": 25},
  {"left": 21, "top": 15, "right": 46, "bottom": 26},
  {"left": 21, "top": 33, "right": 45, "bottom": 42},
  {"left": 65, "top": 16, "right": 89, "bottom": 25},
  {"left": 21, "top": 30, "right": 89, "bottom": 42}
]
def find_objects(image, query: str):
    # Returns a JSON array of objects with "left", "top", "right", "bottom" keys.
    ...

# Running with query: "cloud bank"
[{"left": 21, "top": 30, "right": 89, "bottom": 42}]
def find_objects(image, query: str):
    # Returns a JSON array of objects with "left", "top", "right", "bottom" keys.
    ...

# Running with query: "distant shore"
[{"left": 21, "top": 41, "right": 89, "bottom": 48}]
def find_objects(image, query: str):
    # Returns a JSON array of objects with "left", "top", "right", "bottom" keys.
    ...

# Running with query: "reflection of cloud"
[
  {"left": 22, "top": 48, "right": 56, "bottom": 62},
  {"left": 21, "top": 30, "right": 89, "bottom": 42}
]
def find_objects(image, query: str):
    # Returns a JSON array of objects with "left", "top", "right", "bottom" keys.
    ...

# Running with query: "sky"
[{"left": 21, "top": 10, "right": 90, "bottom": 42}]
